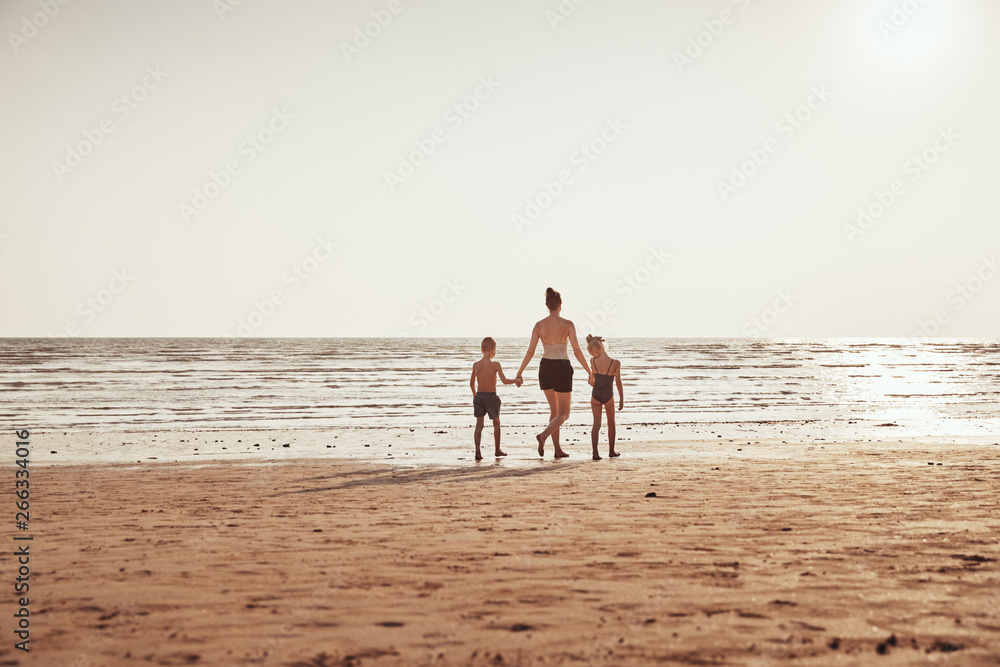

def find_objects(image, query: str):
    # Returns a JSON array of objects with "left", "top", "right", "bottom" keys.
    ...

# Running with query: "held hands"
[
  {"left": 588, "top": 372, "right": 595, "bottom": 387},
  {"left": 515, "top": 376, "right": 523, "bottom": 387}
]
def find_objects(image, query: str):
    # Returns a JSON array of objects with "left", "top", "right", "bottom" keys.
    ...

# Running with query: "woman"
[{"left": 515, "top": 287, "right": 593, "bottom": 458}]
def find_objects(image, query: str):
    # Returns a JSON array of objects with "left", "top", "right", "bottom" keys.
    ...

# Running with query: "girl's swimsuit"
[
  {"left": 591, "top": 357, "right": 616, "bottom": 404},
  {"left": 539, "top": 339, "right": 573, "bottom": 392}
]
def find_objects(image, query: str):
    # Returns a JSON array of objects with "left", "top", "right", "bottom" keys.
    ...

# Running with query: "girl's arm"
[
  {"left": 567, "top": 321, "right": 593, "bottom": 384},
  {"left": 615, "top": 361, "right": 624, "bottom": 410},
  {"left": 516, "top": 324, "right": 539, "bottom": 379}
]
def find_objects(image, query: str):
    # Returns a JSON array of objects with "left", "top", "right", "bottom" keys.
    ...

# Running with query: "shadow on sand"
[{"left": 279, "top": 460, "right": 586, "bottom": 495}]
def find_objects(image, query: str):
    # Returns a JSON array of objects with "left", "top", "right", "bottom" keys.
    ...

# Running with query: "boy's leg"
[
  {"left": 492, "top": 417, "right": 505, "bottom": 456},
  {"left": 474, "top": 416, "right": 485, "bottom": 460},
  {"left": 606, "top": 401, "right": 619, "bottom": 457},
  {"left": 591, "top": 400, "right": 603, "bottom": 460}
]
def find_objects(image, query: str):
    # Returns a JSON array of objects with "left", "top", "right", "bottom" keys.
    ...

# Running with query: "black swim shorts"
[
  {"left": 538, "top": 358, "right": 573, "bottom": 393},
  {"left": 473, "top": 392, "right": 501, "bottom": 420}
]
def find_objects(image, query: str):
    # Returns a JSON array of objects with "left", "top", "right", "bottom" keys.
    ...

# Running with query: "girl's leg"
[
  {"left": 605, "top": 401, "right": 619, "bottom": 457},
  {"left": 538, "top": 389, "right": 558, "bottom": 456},
  {"left": 538, "top": 391, "right": 572, "bottom": 458},
  {"left": 591, "top": 400, "right": 603, "bottom": 460}
]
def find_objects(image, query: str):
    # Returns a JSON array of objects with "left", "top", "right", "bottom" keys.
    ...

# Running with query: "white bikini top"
[{"left": 541, "top": 340, "right": 569, "bottom": 360}]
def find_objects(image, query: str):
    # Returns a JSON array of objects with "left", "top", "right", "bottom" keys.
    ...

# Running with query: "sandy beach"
[
  {"left": 17, "top": 435, "right": 1000, "bottom": 666},
  {"left": 7, "top": 0, "right": 1000, "bottom": 660}
]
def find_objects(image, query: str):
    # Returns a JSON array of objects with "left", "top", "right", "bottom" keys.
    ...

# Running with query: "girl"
[{"left": 586, "top": 334, "right": 624, "bottom": 460}]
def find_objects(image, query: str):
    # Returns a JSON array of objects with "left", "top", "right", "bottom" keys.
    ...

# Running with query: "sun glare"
[{"left": 864, "top": 0, "right": 954, "bottom": 63}]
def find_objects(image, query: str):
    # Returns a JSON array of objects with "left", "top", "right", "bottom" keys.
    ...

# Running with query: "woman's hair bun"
[
  {"left": 586, "top": 334, "right": 594, "bottom": 342},
  {"left": 545, "top": 287, "right": 562, "bottom": 310}
]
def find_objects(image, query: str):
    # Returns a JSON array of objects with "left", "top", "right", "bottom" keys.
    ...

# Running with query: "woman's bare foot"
[
  {"left": 554, "top": 449, "right": 570, "bottom": 458},
  {"left": 536, "top": 434, "right": 545, "bottom": 456},
  {"left": 609, "top": 450, "right": 620, "bottom": 458},
  {"left": 475, "top": 451, "right": 483, "bottom": 461},
  {"left": 495, "top": 450, "right": 507, "bottom": 457},
  {"left": 593, "top": 452, "right": 602, "bottom": 461}
]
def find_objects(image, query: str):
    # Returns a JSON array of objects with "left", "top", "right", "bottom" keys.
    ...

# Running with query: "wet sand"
[{"left": 19, "top": 440, "right": 1000, "bottom": 666}]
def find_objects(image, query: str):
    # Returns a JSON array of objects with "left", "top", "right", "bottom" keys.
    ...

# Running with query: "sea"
[{"left": 2, "top": 338, "right": 999, "bottom": 446}]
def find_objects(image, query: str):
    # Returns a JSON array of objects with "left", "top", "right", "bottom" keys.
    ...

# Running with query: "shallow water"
[{"left": 2, "top": 338, "right": 999, "bottom": 443}]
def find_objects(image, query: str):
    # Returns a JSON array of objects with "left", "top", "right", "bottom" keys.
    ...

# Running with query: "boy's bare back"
[{"left": 472, "top": 358, "right": 503, "bottom": 393}]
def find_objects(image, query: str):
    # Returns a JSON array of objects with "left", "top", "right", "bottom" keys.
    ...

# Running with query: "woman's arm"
[
  {"left": 516, "top": 323, "right": 540, "bottom": 379},
  {"left": 567, "top": 321, "right": 593, "bottom": 382}
]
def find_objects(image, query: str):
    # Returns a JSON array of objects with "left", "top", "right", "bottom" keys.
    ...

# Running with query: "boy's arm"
[
  {"left": 470, "top": 366, "right": 478, "bottom": 397},
  {"left": 496, "top": 363, "right": 515, "bottom": 385}
]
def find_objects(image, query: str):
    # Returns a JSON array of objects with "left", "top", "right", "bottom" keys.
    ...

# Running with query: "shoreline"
[{"left": 26, "top": 424, "right": 1000, "bottom": 469}]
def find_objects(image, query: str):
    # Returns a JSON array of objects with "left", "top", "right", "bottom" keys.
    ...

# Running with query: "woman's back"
[
  {"left": 537, "top": 315, "right": 569, "bottom": 360},
  {"left": 537, "top": 315, "right": 569, "bottom": 345}
]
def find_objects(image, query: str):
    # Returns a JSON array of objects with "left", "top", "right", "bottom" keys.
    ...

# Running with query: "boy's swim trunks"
[{"left": 473, "top": 391, "right": 501, "bottom": 420}]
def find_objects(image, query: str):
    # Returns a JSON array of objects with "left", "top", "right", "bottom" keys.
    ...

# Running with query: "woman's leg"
[
  {"left": 591, "top": 399, "right": 603, "bottom": 460},
  {"left": 551, "top": 392, "right": 572, "bottom": 458},
  {"left": 605, "top": 400, "right": 619, "bottom": 457},
  {"left": 538, "top": 389, "right": 558, "bottom": 456},
  {"left": 549, "top": 392, "right": 562, "bottom": 453},
  {"left": 538, "top": 391, "right": 572, "bottom": 457}
]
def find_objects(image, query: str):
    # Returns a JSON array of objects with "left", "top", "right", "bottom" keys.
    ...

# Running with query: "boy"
[{"left": 471, "top": 337, "right": 521, "bottom": 460}]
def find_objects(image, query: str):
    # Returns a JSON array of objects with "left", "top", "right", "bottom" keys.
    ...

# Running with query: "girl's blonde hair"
[{"left": 585, "top": 334, "right": 606, "bottom": 355}]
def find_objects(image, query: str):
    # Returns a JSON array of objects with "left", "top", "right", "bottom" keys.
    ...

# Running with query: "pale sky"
[{"left": 1, "top": 0, "right": 998, "bottom": 338}]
